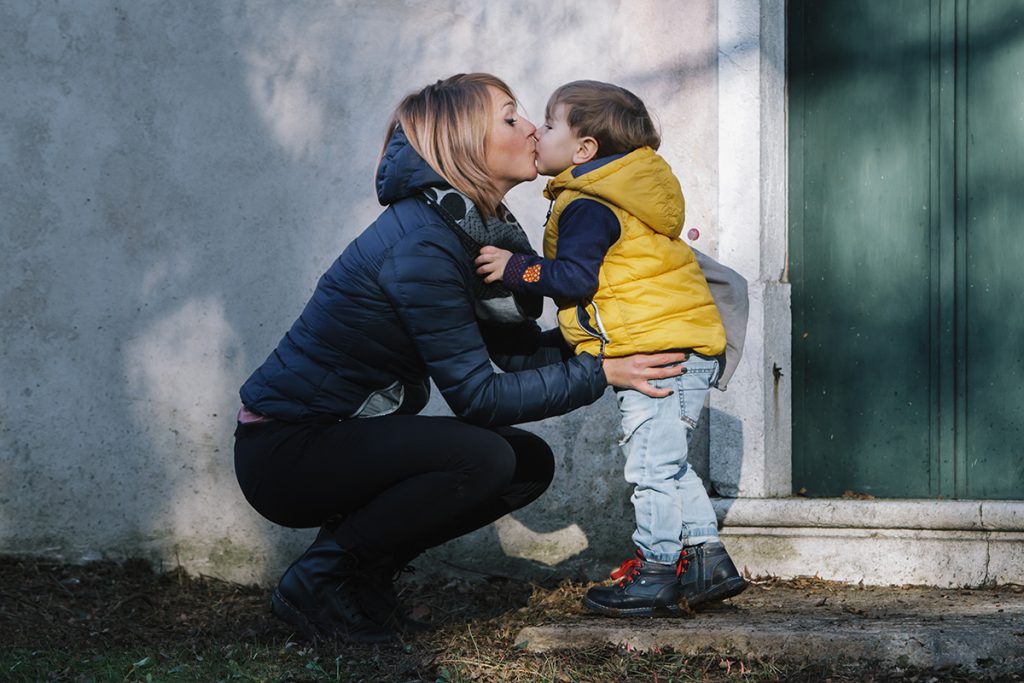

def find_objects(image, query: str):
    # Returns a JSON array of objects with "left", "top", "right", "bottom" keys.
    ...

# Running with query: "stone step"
[{"left": 515, "top": 579, "right": 1024, "bottom": 673}]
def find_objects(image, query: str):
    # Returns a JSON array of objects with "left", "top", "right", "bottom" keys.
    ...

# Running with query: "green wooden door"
[{"left": 789, "top": 0, "right": 1024, "bottom": 499}]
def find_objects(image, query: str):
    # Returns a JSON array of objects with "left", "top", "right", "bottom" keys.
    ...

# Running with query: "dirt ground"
[{"left": 1, "top": 555, "right": 1021, "bottom": 682}]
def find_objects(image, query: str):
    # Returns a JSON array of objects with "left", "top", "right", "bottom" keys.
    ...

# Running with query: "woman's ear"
[{"left": 572, "top": 137, "right": 599, "bottom": 165}]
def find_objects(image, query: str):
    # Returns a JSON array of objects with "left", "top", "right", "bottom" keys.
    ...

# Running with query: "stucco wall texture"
[{"left": 1, "top": 0, "right": 720, "bottom": 583}]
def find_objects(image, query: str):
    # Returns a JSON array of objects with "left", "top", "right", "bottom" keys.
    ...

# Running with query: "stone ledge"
[
  {"left": 712, "top": 497, "right": 1024, "bottom": 531},
  {"left": 516, "top": 621, "right": 1024, "bottom": 671},
  {"left": 719, "top": 525, "right": 1024, "bottom": 586},
  {"left": 515, "top": 580, "right": 1024, "bottom": 671}
]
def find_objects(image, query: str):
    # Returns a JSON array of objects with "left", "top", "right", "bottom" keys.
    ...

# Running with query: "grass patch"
[{"left": 0, "top": 644, "right": 842, "bottom": 682}]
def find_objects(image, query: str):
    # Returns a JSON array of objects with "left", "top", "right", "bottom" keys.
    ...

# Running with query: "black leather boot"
[
  {"left": 270, "top": 528, "right": 394, "bottom": 643},
  {"left": 582, "top": 549, "right": 685, "bottom": 617},
  {"left": 677, "top": 541, "right": 747, "bottom": 609},
  {"left": 357, "top": 553, "right": 432, "bottom": 634}
]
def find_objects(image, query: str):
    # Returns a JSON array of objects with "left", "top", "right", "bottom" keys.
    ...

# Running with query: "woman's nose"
[{"left": 522, "top": 117, "right": 537, "bottom": 137}]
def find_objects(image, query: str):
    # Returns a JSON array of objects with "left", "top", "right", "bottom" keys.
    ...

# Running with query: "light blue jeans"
[{"left": 616, "top": 355, "right": 721, "bottom": 564}]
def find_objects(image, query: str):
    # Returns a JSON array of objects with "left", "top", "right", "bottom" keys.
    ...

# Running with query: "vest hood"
[
  {"left": 375, "top": 126, "right": 449, "bottom": 205},
  {"left": 543, "top": 147, "right": 685, "bottom": 237}
]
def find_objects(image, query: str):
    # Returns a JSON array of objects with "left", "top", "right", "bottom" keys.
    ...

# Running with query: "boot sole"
[
  {"left": 581, "top": 595, "right": 686, "bottom": 618},
  {"left": 271, "top": 588, "right": 322, "bottom": 642},
  {"left": 272, "top": 588, "right": 395, "bottom": 644},
  {"left": 684, "top": 576, "right": 748, "bottom": 609}
]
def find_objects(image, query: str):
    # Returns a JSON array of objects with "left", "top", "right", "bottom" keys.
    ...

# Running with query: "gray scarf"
[{"left": 421, "top": 187, "right": 542, "bottom": 323}]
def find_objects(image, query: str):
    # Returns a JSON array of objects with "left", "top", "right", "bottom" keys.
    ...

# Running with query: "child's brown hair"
[{"left": 545, "top": 80, "right": 661, "bottom": 157}]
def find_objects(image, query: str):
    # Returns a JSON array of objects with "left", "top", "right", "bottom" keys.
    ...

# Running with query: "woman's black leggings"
[{"left": 234, "top": 415, "right": 555, "bottom": 561}]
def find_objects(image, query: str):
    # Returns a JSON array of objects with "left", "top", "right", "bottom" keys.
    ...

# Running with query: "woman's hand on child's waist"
[{"left": 602, "top": 352, "right": 688, "bottom": 398}]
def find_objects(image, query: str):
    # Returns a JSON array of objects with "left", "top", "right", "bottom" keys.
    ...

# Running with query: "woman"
[{"left": 234, "top": 73, "right": 687, "bottom": 643}]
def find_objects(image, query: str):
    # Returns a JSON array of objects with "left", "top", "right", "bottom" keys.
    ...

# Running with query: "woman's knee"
[
  {"left": 450, "top": 427, "right": 519, "bottom": 493},
  {"left": 520, "top": 431, "right": 555, "bottom": 487},
  {"left": 426, "top": 423, "right": 556, "bottom": 503},
  {"left": 495, "top": 427, "right": 555, "bottom": 487}
]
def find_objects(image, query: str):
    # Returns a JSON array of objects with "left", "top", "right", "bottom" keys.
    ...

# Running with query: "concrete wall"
[
  {"left": 711, "top": 0, "right": 789, "bottom": 499},
  {"left": 0, "top": 0, "right": 728, "bottom": 583}
]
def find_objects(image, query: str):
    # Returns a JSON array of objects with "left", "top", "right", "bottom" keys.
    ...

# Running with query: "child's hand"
[{"left": 475, "top": 246, "right": 513, "bottom": 284}]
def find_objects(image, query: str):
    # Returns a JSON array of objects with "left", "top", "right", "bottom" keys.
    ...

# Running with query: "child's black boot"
[
  {"left": 677, "top": 540, "right": 747, "bottom": 609},
  {"left": 582, "top": 549, "right": 684, "bottom": 617}
]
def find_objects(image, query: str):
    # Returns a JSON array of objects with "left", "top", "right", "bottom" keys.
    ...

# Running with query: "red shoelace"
[
  {"left": 609, "top": 549, "right": 689, "bottom": 587},
  {"left": 609, "top": 549, "right": 644, "bottom": 586}
]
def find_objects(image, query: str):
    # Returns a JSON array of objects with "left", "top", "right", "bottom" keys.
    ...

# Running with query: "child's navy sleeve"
[{"left": 502, "top": 199, "right": 620, "bottom": 300}]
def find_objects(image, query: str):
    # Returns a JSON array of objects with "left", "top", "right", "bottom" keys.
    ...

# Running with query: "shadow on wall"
[
  {"left": 0, "top": 2, "right": 337, "bottom": 579},
  {"left": 219, "top": 1, "right": 733, "bottom": 583},
  {"left": 2, "top": 1, "right": 747, "bottom": 585}
]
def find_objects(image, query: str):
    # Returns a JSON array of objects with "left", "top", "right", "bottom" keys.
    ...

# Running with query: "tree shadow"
[{"left": 1, "top": 1, "right": 756, "bottom": 586}]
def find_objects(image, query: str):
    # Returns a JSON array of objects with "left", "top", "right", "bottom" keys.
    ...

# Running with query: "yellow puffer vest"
[{"left": 543, "top": 147, "right": 725, "bottom": 358}]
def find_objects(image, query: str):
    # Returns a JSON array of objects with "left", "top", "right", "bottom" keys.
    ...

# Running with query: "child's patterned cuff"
[{"left": 503, "top": 253, "right": 541, "bottom": 289}]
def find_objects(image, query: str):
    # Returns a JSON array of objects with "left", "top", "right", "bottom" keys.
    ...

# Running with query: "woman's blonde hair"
[{"left": 383, "top": 73, "right": 515, "bottom": 219}]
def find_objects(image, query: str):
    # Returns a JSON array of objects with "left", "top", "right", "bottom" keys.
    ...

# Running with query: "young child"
[{"left": 475, "top": 80, "right": 747, "bottom": 616}]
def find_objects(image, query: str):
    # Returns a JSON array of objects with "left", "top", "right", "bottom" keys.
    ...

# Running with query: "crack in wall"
[{"left": 980, "top": 502, "right": 992, "bottom": 584}]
